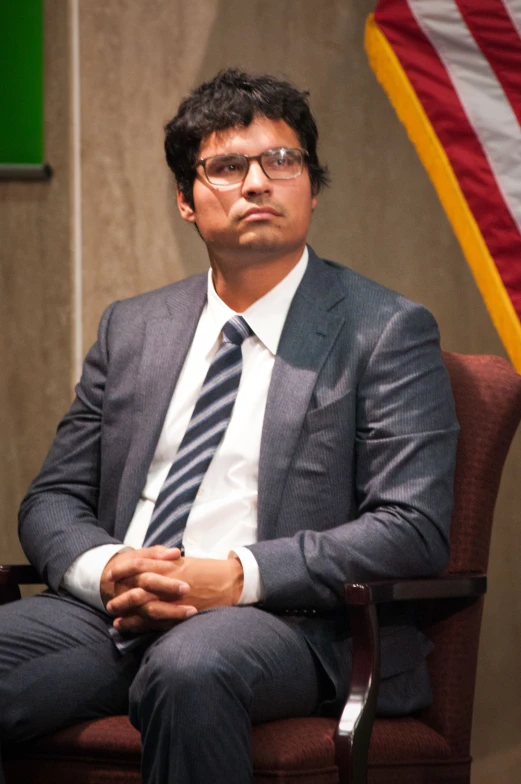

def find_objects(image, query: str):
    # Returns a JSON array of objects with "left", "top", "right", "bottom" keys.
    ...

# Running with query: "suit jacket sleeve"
[
  {"left": 246, "top": 302, "right": 460, "bottom": 611},
  {"left": 18, "top": 302, "right": 124, "bottom": 592}
]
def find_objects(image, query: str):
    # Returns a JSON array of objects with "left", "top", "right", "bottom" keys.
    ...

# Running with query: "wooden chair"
[{"left": 2, "top": 352, "right": 520, "bottom": 783}]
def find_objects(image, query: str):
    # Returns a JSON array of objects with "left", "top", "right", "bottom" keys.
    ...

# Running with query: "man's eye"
[
  {"left": 268, "top": 151, "right": 298, "bottom": 167},
  {"left": 210, "top": 157, "right": 244, "bottom": 175},
  {"left": 220, "top": 163, "right": 237, "bottom": 172}
]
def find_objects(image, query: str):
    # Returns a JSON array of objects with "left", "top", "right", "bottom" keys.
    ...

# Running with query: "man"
[{"left": 0, "top": 69, "right": 459, "bottom": 784}]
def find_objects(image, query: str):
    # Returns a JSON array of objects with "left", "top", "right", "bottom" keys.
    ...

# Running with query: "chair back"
[{"left": 420, "top": 353, "right": 521, "bottom": 756}]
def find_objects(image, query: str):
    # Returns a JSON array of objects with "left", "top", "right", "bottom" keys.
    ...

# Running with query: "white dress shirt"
[{"left": 63, "top": 248, "right": 308, "bottom": 611}]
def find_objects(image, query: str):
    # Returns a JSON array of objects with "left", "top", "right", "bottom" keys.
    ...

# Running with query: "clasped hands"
[{"left": 100, "top": 545, "right": 244, "bottom": 634}]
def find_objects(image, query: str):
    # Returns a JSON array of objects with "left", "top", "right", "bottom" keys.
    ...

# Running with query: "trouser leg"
[
  {"left": 129, "top": 606, "right": 323, "bottom": 784},
  {"left": 0, "top": 591, "right": 139, "bottom": 781}
]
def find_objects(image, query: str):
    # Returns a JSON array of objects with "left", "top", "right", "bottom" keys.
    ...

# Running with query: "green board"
[{"left": 0, "top": 0, "right": 50, "bottom": 179}]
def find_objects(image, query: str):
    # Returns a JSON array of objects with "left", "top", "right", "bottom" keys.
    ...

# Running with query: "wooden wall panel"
[
  {"left": 79, "top": 0, "right": 220, "bottom": 346},
  {"left": 0, "top": 0, "right": 72, "bottom": 562},
  {"left": 472, "top": 432, "right": 521, "bottom": 781}
]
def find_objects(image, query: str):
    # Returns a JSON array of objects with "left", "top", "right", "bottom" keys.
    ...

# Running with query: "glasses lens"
[
  {"left": 205, "top": 154, "right": 247, "bottom": 185},
  {"left": 261, "top": 148, "right": 303, "bottom": 179}
]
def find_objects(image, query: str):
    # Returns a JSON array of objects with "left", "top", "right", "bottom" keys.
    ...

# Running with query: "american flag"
[{"left": 367, "top": 0, "right": 521, "bottom": 370}]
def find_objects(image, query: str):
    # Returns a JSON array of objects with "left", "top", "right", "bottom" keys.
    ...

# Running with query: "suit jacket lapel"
[
  {"left": 257, "top": 250, "right": 346, "bottom": 538},
  {"left": 114, "top": 275, "right": 207, "bottom": 538}
]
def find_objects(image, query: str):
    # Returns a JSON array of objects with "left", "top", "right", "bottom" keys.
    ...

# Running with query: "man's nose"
[{"left": 241, "top": 160, "right": 272, "bottom": 196}]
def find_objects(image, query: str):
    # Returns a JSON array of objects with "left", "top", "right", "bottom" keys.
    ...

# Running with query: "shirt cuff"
[
  {"left": 62, "top": 544, "right": 131, "bottom": 612},
  {"left": 231, "top": 547, "right": 265, "bottom": 605}
]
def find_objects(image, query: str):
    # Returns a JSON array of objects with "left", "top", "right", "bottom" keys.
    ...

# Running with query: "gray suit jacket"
[{"left": 19, "top": 247, "right": 459, "bottom": 715}]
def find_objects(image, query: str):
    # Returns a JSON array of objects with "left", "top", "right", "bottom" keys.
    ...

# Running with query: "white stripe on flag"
[
  {"left": 408, "top": 0, "right": 521, "bottom": 233},
  {"left": 503, "top": 0, "right": 521, "bottom": 40}
]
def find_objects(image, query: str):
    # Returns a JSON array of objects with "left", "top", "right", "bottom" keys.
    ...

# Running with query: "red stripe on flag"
[
  {"left": 455, "top": 0, "right": 521, "bottom": 128},
  {"left": 374, "top": 0, "right": 521, "bottom": 316}
]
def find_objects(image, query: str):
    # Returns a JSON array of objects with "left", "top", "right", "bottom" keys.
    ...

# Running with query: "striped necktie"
[
  {"left": 110, "top": 315, "right": 253, "bottom": 653},
  {"left": 144, "top": 314, "right": 253, "bottom": 549}
]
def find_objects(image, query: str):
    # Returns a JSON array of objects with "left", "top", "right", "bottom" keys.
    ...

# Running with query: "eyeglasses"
[{"left": 196, "top": 147, "right": 309, "bottom": 186}]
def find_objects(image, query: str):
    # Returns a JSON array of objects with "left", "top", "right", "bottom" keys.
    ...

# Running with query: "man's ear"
[
  {"left": 310, "top": 184, "right": 318, "bottom": 211},
  {"left": 176, "top": 188, "right": 196, "bottom": 224}
]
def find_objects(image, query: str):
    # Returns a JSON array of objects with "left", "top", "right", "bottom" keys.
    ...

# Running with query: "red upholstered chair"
[{"left": 2, "top": 352, "right": 521, "bottom": 784}]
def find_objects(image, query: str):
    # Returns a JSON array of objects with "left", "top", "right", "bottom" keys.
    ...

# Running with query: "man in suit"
[{"left": 0, "top": 69, "right": 459, "bottom": 784}]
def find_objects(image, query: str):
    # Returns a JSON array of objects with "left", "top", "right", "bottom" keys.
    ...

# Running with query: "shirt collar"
[{"left": 204, "top": 246, "right": 308, "bottom": 356}]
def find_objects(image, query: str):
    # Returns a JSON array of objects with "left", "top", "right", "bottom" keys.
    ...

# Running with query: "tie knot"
[{"left": 222, "top": 316, "right": 253, "bottom": 346}]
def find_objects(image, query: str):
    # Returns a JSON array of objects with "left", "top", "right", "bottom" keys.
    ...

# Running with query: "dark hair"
[{"left": 164, "top": 68, "right": 329, "bottom": 207}]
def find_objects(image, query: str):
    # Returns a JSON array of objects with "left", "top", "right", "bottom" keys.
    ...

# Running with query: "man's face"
[{"left": 177, "top": 117, "right": 317, "bottom": 263}]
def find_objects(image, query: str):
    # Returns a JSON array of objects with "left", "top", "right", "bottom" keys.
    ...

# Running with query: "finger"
[
  {"left": 113, "top": 572, "right": 191, "bottom": 600},
  {"left": 113, "top": 577, "right": 140, "bottom": 596},
  {"left": 154, "top": 547, "right": 183, "bottom": 561},
  {"left": 112, "top": 615, "right": 171, "bottom": 634},
  {"left": 130, "top": 573, "right": 191, "bottom": 597},
  {"left": 140, "top": 545, "right": 170, "bottom": 557},
  {"left": 141, "top": 601, "right": 198, "bottom": 621},
  {"left": 135, "top": 546, "right": 182, "bottom": 562},
  {"left": 107, "top": 557, "right": 179, "bottom": 583},
  {"left": 106, "top": 587, "right": 158, "bottom": 616},
  {"left": 112, "top": 574, "right": 181, "bottom": 593},
  {"left": 113, "top": 604, "right": 197, "bottom": 632}
]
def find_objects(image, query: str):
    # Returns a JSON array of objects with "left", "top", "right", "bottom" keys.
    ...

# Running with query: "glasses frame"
[{"left": 196, "top": 147, "right": 309, "bottom": 186}]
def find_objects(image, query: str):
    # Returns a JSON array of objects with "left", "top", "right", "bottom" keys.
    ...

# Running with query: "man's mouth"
[{"left": 240, "top": 206, "right": 281, "bottom": 221}]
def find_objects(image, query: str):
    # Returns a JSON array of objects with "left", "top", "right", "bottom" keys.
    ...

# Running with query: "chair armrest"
[
  {"left": 344, "top": 573, "right": 487, "bottom": 605},
  {"left": 0, "top": 565, "right": 41, "bottom": 585},
  {"left": 334, "top": 573, "right": 486, "bottom": 784},
  {"left": 0, "top": 564, "right": 42, "bottom": 605}
]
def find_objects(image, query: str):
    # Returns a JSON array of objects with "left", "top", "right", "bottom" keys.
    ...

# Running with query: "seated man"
[{"left": 0, "top": 68, "right": 459, "bottom": 784}]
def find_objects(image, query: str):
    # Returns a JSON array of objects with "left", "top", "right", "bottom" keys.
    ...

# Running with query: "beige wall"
[
  {"left": 1, "top": 0, "right": 520, "bottom": 780},
  {"left": 0, "top": 1, "right": 72, "bottom": 563}
]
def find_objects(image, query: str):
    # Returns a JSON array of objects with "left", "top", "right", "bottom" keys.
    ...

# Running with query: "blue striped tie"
[
  {"left": 144, "top": 314, "right": 253, "bottom": 547},
  {"left": 110, "top": 315, "right": 253, "bottom": 652}
]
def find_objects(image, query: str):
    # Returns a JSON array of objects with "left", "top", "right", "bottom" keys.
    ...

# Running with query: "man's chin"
[
  {"left": 207, "top": 229, "right": 304, "bottom": 262},
  {"left": 237, "top": 239, "right": 289, "bottom": 258},
  {"left": 236, "top": 228, "right": 289, "bottom": 254}
]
